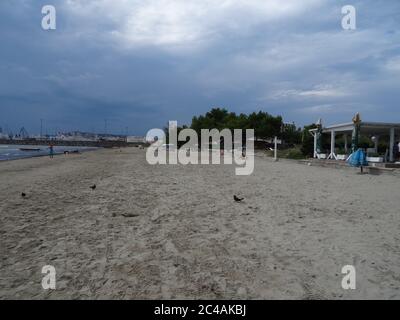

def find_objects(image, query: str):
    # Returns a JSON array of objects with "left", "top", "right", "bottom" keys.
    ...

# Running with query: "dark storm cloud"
[{"left": 0, "top": 0, "right": 399, "bottom": 135}]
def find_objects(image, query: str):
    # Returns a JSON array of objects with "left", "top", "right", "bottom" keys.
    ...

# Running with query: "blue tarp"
[{"left": 347, "top": 149, "right": 368, "bottom": 167}]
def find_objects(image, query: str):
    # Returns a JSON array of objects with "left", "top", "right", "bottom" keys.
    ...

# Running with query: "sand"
[{"left": 0, "top": 147, "right": 400, "bottom": 299}]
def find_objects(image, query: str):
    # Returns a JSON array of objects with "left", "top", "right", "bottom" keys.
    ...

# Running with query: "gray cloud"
[{"left": 0, "top": 0, "right": 399, "bottom": 135}]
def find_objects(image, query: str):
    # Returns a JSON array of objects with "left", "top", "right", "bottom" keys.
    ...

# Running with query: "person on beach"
[{"left": 49, "top": 144, "right": 54, "bottom": 159}]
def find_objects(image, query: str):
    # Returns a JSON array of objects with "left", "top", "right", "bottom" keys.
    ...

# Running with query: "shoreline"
[{"left": 0, "top": 144, "right": 100, "bottom": 162}]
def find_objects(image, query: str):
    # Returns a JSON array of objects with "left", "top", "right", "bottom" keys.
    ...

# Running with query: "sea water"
[{"left": 0, "top": 144, "right": 98, "bottom": 161}]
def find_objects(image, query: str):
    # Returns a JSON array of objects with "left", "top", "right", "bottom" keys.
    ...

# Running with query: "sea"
[{"left": 0, "top": 144, "right": 98, "bottom": 161}]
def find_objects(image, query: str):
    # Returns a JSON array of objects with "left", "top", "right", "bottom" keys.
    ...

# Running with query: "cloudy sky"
[{"left": 1, "top": 0, "right": 399, "bottom": 135}]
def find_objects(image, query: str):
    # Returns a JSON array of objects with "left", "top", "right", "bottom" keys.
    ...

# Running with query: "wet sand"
[{"left": 0, "top": 147, "right": 400, "bottom": 299}]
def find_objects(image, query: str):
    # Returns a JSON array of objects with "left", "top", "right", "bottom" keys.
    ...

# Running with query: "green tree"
[
  {"left": 189, "top": 107, "right": 288, "bottom": 147},
  {"left": 282, "top": 123, "right": 302, "bottom": 145}
]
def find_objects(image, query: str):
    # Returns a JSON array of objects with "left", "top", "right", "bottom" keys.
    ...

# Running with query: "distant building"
[
  {"left": 57, "top": 131, "right": 98, "bottom": 142},
  {"left": 0, "top": 127, "right": 7, "bottom": 139},
  {"left": 127, "top": 136, "right": 146, "bottom": 143},
  {"left": 0, "top": 132, "right": 9, "bottom": 140}
]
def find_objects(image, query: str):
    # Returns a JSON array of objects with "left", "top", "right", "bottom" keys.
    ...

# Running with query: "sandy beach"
[{"left": 1, "top": 147, "right": 400, "bottom": 299}]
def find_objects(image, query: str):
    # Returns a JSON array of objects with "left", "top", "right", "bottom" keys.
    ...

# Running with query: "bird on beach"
[
  {"left": 90, "top": 184, "right": 96, "bottom": 190},
  {"left": 122, "top": 213, "right": 140, "bottom": 218},
  {"left": 21, "top": 192, "right": 26, "bottom": 198},
  {"left": 234, "top": 195, "right": 244, "bottom": 202}
]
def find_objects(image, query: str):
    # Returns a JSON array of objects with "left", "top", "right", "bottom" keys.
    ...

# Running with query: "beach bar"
[{"left": 309, "top": 114, "right": 400, "bottom": 163}]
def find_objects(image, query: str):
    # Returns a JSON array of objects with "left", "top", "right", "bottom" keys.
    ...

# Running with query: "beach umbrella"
[
  {"left": 351, "top": 113, "right": 361, "bottom": 153},
  {"left": 316, "top": 118, "right": 323, "bottom": 154},
  {"left": 347, "top": 148, "right": 368, "bottom": 168}
]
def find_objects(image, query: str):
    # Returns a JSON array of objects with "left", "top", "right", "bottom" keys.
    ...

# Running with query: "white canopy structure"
[{"left": 309, "top": 120, "right": 400, "bottom": 162}]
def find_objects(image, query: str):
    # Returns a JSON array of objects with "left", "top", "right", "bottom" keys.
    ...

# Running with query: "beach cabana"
[{"left": 309, "top": 115, "right": 400, "bottom": 162}]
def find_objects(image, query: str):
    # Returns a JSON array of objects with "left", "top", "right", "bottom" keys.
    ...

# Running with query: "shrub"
[{"left": 285, "top": 149, "right": 305, "bottom": 160}]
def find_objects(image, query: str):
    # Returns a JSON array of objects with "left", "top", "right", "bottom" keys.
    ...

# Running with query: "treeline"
[
  {"left": 191, "top": 108, "right": 303, "bottom": 144},
  {"left": 166, "top": 108, "right": 315, "bottom": 155}
]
